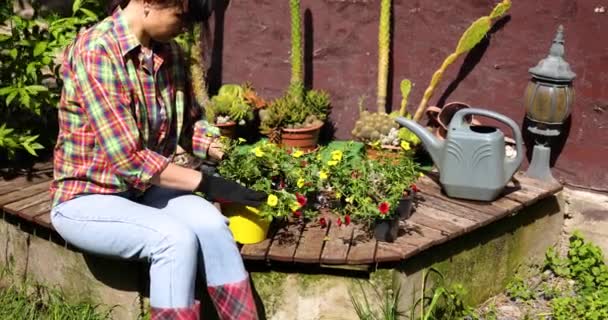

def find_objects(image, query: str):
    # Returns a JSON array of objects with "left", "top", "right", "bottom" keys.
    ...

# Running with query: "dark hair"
[{"left": 107, "top": 0, "right": 216, "bottom": 22}]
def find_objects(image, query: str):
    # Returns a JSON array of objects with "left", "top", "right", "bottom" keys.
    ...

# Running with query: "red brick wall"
[{"left": 215, "top": 0, "right": 606, "bottom": 191}]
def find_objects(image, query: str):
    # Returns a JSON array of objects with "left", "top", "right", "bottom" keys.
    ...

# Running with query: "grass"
[{"left": 0, "top": 280, "right": 113, "bottom": 319}]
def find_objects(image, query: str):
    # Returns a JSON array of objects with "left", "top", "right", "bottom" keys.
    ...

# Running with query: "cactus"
[
  {"left": 351, "top": 111, "right": 399, "bottom": 144},
  {"left": 189, "top": 24, "right": 210, "bottom": 109},
  {"left": 289, "top": 0, "right": 304, "bottom": 103},
  {"left": 412, "top": 0, "right": 511, "bottom": 122},
  {"left": 399, "top": 79, "right": 412, "bottom": 117},
  {"left": 376, "top": 0, "right": 391, "bottom": 112}
]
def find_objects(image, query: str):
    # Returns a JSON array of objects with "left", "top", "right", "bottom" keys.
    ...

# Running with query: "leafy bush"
[{"left": 0, "top": 0, "right": 103, "bottom": 160}]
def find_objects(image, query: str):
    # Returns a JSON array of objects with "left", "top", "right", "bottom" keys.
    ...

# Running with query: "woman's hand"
[{"left": 207, "top": 140, "right": 225, "bottom": 161}]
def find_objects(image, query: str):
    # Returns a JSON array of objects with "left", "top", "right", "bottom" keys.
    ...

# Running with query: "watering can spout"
[{"left": 394, "top": 117, "right": 444, "bottom": 171}]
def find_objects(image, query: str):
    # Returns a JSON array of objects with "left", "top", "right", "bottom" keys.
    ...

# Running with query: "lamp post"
[{"left": 523, "top": 25, "right": 576, "bottom": 183}]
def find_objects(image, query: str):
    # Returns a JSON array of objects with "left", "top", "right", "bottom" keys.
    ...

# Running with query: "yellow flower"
[
  {"left": 252, "top": 147, "right": 265, "bottom": 157},
  {"left": 267, "top": 194, "right": 278, "bottom": 207},
  {"left": 297, "top": 178, "right": 306, "bottom": 188},
  {"left": 238, "top": 137, "right": 246, "bottom": 143},
  {"left": 292, "top": 150, "right": 304, "bottom": 158},
  {"left": 316, "top": 153, "right": 322, "bottom": 160},
  {"left": 335, "top": 191, "right": 342, "bottom": 199},
  {"left": 419, "top": 172, "right": 425, "bottom": 178},
  {"left": 400, "top": 141, "right": 411, "bottom": 151},
  {"left": 345, "top": 196, "right": 354, "bottom": 204},
  {"left": 331, "top": 150, "right": 343, "bottom": 161},
  {"left": 327, "top": 160, "right": 338, "bottom": 166},
  {"left": 319, "top": 170, "right": 328, "bottom": 180},
  {"left": 290, "top": 201, "right": 301, "bottom": 212}
]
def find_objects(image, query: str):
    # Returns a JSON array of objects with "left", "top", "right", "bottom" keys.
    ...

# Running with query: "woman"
[{"left": 49, "top": 0, "right": 265, "bottom": 319}]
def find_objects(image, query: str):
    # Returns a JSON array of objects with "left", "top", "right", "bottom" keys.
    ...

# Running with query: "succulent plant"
[
  {"left": 206, "top": 84, "right": 255, "bottom": 124},
  {"left": 351, "top": 105, "right": 400, "bottom": 145}
]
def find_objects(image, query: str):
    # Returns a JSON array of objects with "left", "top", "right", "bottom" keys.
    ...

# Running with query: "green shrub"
[{"left": 0, "top": 0, "right": 103, "bottom": 160}]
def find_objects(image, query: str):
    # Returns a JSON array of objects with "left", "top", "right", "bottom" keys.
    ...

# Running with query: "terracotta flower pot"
[
  {"left": 281, "top": 123, "right": 323, "bottom": 152},
  {"left": 215, "top": 121, "right": 237, "bottom": 139},
  {"left": 365, "top": 145, "right": 402, "bottom": 163},
  {"left": 426, "top": 102, "right": 480, "bottom": 140}
]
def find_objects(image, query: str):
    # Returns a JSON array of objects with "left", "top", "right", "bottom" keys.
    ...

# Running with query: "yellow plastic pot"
[{"left": 222, "top": 204, "right": 271, "bottom": 244}]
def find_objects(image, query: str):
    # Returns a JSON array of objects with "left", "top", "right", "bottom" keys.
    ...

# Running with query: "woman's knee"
[
  {"left": 156, "top": 222, "right": 200, "bottom": 257},
  {"left": 169, "top": 195, "right": 230, "bottom": 233}
]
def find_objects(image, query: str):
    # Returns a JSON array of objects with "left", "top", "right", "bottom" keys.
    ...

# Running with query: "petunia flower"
[
  {"left": 337, "top": 217, "right": 342, "bottom": 226},
  {"left": 267, "top": 194, "right": 278, "bottom": 207},
  {"left": 290, "top": 201, "right": 301, "bottom": 212},
  {"left": 327, "top": 160, "right": 338, "bottom": 166},
  {"left": 378, "top": 202, "right": 390, "bottom": 215},
  {"left": 252, "top": 147, "right": 264, "bottom": 157},
  {"left": 292, "top": 150, "right": 304, "bottom": 158},
  {"left": 319, "top": 217, "right": 327, "bottom": 227},
  {"left": 400, "top": 141, "right": 411, "bottom": 151},
  {"left": 319, "top": 170, "right": 328, "bottom": 180},
  {"left": 296, "top": 193, "right": 308, "bottom": 206},
  {"left": 411, "top": 184, "right": 420, "bottom": 193},
  {"left": 294, "top": 211, "right": 302, "bottom": 218},
  {"left": 297, "top": 177, "right": 306, "bottom": 188},
  {"left": 345, "top": 215, "right": 351, "bottom": 225},
  {"left": 331, "top": 150, "right": 343, "bottom": 161}
]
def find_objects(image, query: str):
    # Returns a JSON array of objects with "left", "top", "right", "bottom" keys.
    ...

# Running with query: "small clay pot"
[
  {"left": 281, "top": 123, "right": 323, "bottom": 152},
  {"left": 426, "top": 102, "right": 481, "bottom": 140},
  {"left": 215, "top": 121, "right": 237, "bottom": 139}
]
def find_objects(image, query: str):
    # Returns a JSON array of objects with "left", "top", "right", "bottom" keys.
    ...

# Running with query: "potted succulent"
[
  {"left": 258, "top": 0, "right": 331, "bottom": 151},
  {"left": 205, "top": 83, "right": 263, "bottom": 138}
]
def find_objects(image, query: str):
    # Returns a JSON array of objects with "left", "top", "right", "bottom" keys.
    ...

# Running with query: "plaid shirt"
[{"left": 51, "top": 9, "right": 214, "bottom": 207}]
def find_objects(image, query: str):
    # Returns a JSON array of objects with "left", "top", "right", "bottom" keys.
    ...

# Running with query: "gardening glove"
[
  {"left": 188, "top": 0, "right": 216, "bottom": 22},
  {"left": 196, "top": 171, "right": 267, "bottom": 207}
]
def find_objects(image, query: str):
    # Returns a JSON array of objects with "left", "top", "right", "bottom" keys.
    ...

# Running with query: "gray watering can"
[{"left": 395, "top": 108, "right": 524, "bottom": 201}]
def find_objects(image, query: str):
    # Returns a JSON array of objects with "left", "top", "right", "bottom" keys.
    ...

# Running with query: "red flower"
[
  {"left": 293, "top": 211, "right": 302, "bottom": 218},
  {"left": 319, "top": 217, "right": 327, "bottom": 227},
  {"left": 279, "top": 179, "right": 286, "bottom": 189},
  {"left": 411, "top": 184, "right": 420, "bottom": 193},
  {"left": 345, "top": 215, "right": 351, "bottom": 225},
  {"left": 296, "top": 193, "right": 308, "bottom": 206},
  {"left": 337, "top": 217, "right": 342, "bottom": 226},
  {"left": 378, "top": 202, "right": 390, "bottom": 215}
]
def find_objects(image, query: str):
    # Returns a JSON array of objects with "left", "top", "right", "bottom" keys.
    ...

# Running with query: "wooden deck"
[{"left": 0, "top": 162, "right": 563, "bottom": 266}]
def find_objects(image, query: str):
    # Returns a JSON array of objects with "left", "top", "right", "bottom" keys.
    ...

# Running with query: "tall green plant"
[
  {"left": 412, "top": 0, "right": 511, "bottom": 122},
  {"left": 289, "top": 0, "right": 304, "bottom": 102},
  {"left": 376, "top": 0, "right": 391, "bottom": 113}
]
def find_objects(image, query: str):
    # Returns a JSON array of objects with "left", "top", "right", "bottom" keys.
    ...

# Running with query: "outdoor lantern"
[{"left": 523, "top": 25, "right": 576, "bottom": 182}]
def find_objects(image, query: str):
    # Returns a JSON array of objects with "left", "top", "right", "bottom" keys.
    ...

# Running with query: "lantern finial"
[{"left": 529, "top": 25, "right": 576, "bottom": 82}]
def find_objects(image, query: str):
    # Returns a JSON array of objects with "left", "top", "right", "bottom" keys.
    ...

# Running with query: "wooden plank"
[
  {"left": 240, "top": 225, "right": 277, "bottom": 261},
  {"left": 4, "top": 191, "right": 50, "bottom": 219},
  {"left": 502, "top": 181, "right": 544, "bottom": 205},
  {"left": 18, "top": 200, "right": 51, "bottom": 219},
  {"left": 320, "top": 221, "right": 354, "bottom": 265},
  {"left": 293, "top": 218, "right": 331, "bottom": 264},
  {"left": 375, "top": 240, "right": 418, "bottom": 263},
  {"left": 419, "top": 193, "right": 495, "bottom": 224},
  {"left": 267, "top": 222, "right": 304, "bottom": 263},
  {"left": 398, "top": 221, "right": 445, "bottom": 251},
  {"left": 408, "top": 204, "right": 472, "bottom": 239},
  {"left": 33, "top": 212, "right": 53, "bottom": 230},
  {"left": 346, "top": 226, "right": 377, "bottom": 265},
  {"left": 0, "top": 174, "right": 52, "bottom": 195},
  {"left": 0, "top": 180, "right": 51, "bottom": 207},
  {"left": 416, "top": 177, "right": 509, "bottom": 219}
]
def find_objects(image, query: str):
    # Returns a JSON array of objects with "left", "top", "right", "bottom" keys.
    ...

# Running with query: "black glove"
[{"left": 196, "top": 172, "right": 267, "bottom": 207}]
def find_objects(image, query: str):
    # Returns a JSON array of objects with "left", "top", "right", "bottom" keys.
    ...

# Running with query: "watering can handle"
[{"left": 450, "top": 108, "right": 524, "bottom": 180}]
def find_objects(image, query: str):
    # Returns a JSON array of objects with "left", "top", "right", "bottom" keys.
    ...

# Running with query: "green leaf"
[
  {"left": 25, "top": 85, "right": 48, "bottom": 93},
  {"left": 9, "top": 48, "right": 18, "bottom": 59},
  {"left": 72, "top": 0, "right": 83, "bottom": 15},
  {"left": 79, "top": 8, "right": 98, "bottom": 20},
  {"left": 33, "top": 41, "right": 48, "bottom": 57},
  {"left": 0, "top": 87, "right": 15, "bottom": 96},
  {"left": 6, "top": 91, "right": 18, "bottom": 106}
]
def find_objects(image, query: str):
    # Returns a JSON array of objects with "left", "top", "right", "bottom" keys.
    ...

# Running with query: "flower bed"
[{"left": 217, "top": 139, "right": 422, "bottom": 240}]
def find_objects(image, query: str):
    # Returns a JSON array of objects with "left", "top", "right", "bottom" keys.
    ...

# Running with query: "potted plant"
[
  {"left": 205, "top": 83, "right": 262, "bottom": 138},
  {"left": 258, "top": 0, "right": 331, "bottom": 151}
]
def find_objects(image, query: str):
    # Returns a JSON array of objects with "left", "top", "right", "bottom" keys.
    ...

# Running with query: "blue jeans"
[{"left": 50, "top": 187, "right": 247, "bottom": 309}]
